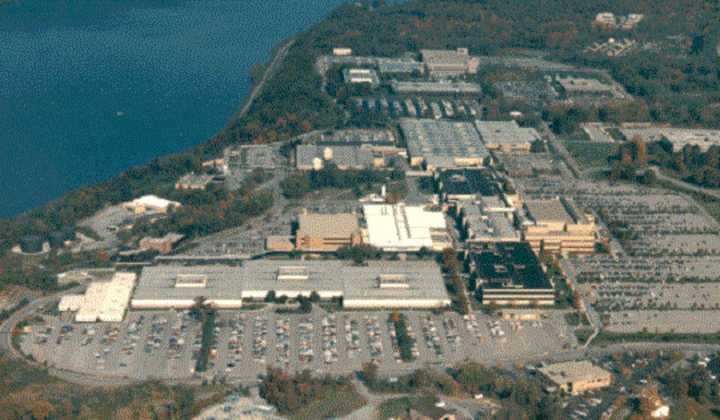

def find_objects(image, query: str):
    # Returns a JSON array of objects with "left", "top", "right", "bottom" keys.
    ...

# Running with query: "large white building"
[
  {"left": 122, "top": 195, "right": 181, "bottom": 215},
  {"left": 130, "top": 260, "right": 450, "bottom": 310},
  {"left": 59, "top": 272, "right": 136, "bottom": 323},
  {"left": 363, "top": 204, "right": 451, "bottom": 252}
]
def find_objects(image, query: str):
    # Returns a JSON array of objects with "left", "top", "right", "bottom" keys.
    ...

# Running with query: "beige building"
[
  {"left": 420, "top": 48, "right": 479, "bottom": 76},
  {"left": 138, "top": 233, "right": 184, "bottom": 254},
  {"left": 522, "top": 198, "right": 598, "bottom": 256},
  {"left": 175, "top": 173, "right": 213, "bottom": 190},
  {"left": 295, "top": 213, "right": 362, "bottom": 252},
  {"left": 539, "top": 361, "right": 612, "bottom": 395}
]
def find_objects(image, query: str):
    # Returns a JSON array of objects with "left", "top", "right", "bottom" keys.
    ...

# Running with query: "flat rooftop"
[
  {"left": 296, "top": 145, "right": 374, "bottom": 169},
  {"left": 400, "top": 119, "right": 489, "bottom": 164},
  {"left": 438, "top": 168, "right": 499, "bottom": 197},
  {"left": 391, "top": 81, "right": 482, "bottom": 94},
  {"left": 133, "top": 260, "right": 449, "bottom": 302},
  {"left": 297, "top": 213, "right": 359, "bottom": 238},
  {"left": 556, "top": 76, "right": 613, "bottom": 93},
  {"left": 470, "top": 242, "right": 551, "bottom": 290},
  {"left": 539, "top": 360, "right": 611, "bottom": 385},
  {"left": 475, "top": 120, "right": 540, "bottom": 146},
  {"left": 307, "top": 129, "right": 396, "bottom": 147},
  {"left": 525, "top": 198, "right": 577, "bottom": 225},
  {"left": 363, "top": 203, "right": 448, "bottom": 251}
]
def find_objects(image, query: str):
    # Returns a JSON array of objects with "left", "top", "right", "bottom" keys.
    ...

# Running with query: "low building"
[
  {"left": 175, "top": 173, "right": 214, "bottom": 190},
  {"left": 122, "top": 195, "right": 181, "bottom": 215},
  {"left": 59, "top": 272, "right": 136, "bottom": 323},
  {"left": 363, "top": 203, "right": 451, "bottom": 252},
  {"left": 619, "top": 126, "right": 720, "bottom": 152},
  {"left": 470, "top": 242, "right": 555, "bottom": 306},
  {"left": 436, "top": 168, "right": 500, "bottom": 202},
  {"left": 639, "top": 386, "right": 670, "bottom": 419},
  {"left": 390, "top": 81, "right": 482, "bottom": 95},
  {"left": 593, "top": 12, "right": 616, "bottom": 29},
  {"left": 295, "top": 213, "right": 362, "bottom": 252},
  {"left": 475, "top": 120, "right": 540, "bottom": 153},
  {"left": 295, "top": 145, "right": 382, "bottom": 170},
  {"left": 522, "top": 197, "right": 598, "bottom": 256},
  {"left": 265, "top": 235, "right": 295, "bottom": 253},
  {"left": 460, "top": 202, "right": 519, "bottom": 244},
  {"left": 138, "top": 233, "right": 184, "bottom": 254},
  {"left": 343, "top": 68, "right": 379, "bottom": 86},
  {"left": 555, "top": 76, "right": 614, "bottom": 97},
  {"left": 420, "top": 48, "right": 479, "bottom": 75},
  {"left": 224, "top": 144, "right": 284, "bottom": 173},
  {"left": 132, "top": 265, "right": 245, "bottom": 309},
  {"left": 377, "top": 58, "right": 424, "bottom": 75},
  {"left": 131, "top": 260, "right": 450, "bottom": 310},
  {"left": 400, "top": 119, "right": 490, "bottom": 170},
  {"left": 301, "top": 129, "right": 402, "bottom": 156},
  {"left": 333, "top": 47, "right": 352, "bottom": 56},
  {"left": 538, "top": 361, "right": 612, "bottom": 395}
]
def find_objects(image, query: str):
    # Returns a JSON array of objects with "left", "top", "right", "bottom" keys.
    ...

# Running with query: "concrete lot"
[
  {"left": 606, "top": 310, "right": 720, "bottom": 334},
  {"left": 579, "top": 282, "right": 720, "bottom": 311},
  {"left": 19, "top": 308, "right": 577, "bottom": 382}
]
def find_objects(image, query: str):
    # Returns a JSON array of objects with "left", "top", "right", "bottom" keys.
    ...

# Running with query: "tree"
[
  {"left": 530, "top": 139, "right": 546, "bottom": 153},
  {"left": 360, "top": 362, "right": 378, "bottom": 385},
  {"left": 280, "top": 173, "right": 311, "bottom": 199},
  {"left": 189, "top": 296, "right": 207, "bottom": 320},
  {"left": 297, "top": 295, "right": 312, "bottom": 313},
  {"left": 265, "top": 290, "right": 277, "bottom": 303},
  {"left": 309, "top": 291, "right": 320, "bottom": 302}
]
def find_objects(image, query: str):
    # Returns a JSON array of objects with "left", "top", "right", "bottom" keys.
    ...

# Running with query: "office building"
[
  {"left": 538, "top": 361, "right": 612, "bottom": 395},
  {"left": 555, "top": 76, "right": 614, "bottom": 97},
  {"left": 475, "top": 120, "right": 540, "bottom": 153},
  {"left": 400, "top": 119, "right": 490, "bottom": 170},
  {"left": 295, "top": 213, "right": 362, "bottom": 252},
  {"left": 470, "top": 242, "right": 555, "bottom": 306},
  {"left": 175, "top": 173, "right": 214, "bottom": 191},
  {"left": 436, "top": 168, "right": 500, "bottom": 202},
  {"left": 390, "top": 81, "right": 482, "bottom": 95},
  {"left": 420, "top": 48, "right": 480, "bottom": 75},
  {"left": 295, "top": 145, "right": 382, "bottom": 170},
  {"left": 363, "top": 203, "right": 451, "bottom": 252},
  {"left": 522, "top": 198, "right": 598, "bottom": 256},
  {"left": 343, "top": 68, "right": 380, "bottom": 86}
]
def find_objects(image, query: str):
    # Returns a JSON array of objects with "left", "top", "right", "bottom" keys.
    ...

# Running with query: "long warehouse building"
[{"left": 131, "top": 260, "right": 451, "bottom": 310}]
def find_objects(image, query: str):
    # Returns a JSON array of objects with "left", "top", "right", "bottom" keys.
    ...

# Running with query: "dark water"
[{"left": 0, "top": 0, "right": 347, "bottom": 218}]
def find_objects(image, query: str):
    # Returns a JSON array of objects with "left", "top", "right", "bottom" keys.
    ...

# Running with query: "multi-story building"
[
  {"left": 295, "top": 213, "right": 362, "bottom": 252},
  {"left": 522, "top": 197, "right": 598, "bottom": 256},
  {"left": 469, "top": 242, "right": 555, "bottom": 306},
  {"left": 420, "top": 48, "right": 480, "bottom": 76}
]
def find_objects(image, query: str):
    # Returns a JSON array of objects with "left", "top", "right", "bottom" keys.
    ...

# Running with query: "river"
[{"left": 0, "top": 0, "right": 347, "bottom": 218}]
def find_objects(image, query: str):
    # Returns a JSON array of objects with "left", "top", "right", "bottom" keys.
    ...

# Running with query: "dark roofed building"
[
  {"left": 469, "top": 242, "right": 555, "bottom": 306},
  {"left": 436, "top": 168, "right": 499, "bottom": 201}
]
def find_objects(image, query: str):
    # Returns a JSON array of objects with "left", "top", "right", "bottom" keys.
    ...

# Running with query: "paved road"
[
  {"left": 236, "top": 39, "right": 295, "bottom": 120},
  {"left": 649, "top": 166, "right": 720, "bottom": 200}
]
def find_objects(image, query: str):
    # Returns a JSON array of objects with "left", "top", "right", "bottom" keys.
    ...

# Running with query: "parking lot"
[{"left": 19, "top": 308, "right": 577, "bottom": 381}]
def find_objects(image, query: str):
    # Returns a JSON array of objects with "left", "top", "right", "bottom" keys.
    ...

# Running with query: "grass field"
[
  {"left": 378, "top": 396, "right": 440, "bottom": 419},
  {"left": 293, "top": 389, "right": 366, "bottom": 420},
  {"left": 562, "top": 140, "right": 617, "bottom": 170}
]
